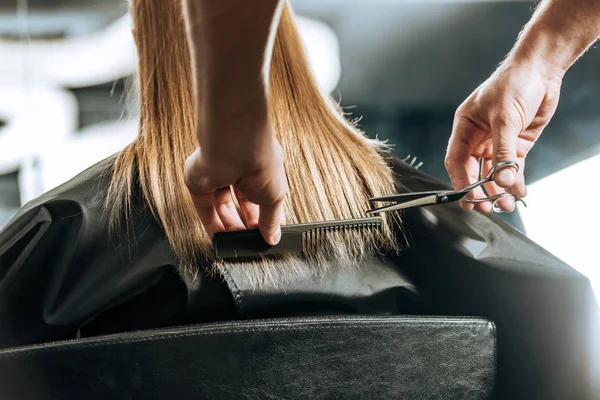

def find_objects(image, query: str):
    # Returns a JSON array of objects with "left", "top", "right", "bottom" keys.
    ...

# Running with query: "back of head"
[{"left": 108, "top": 0, "right": 402, "bottom": 287}]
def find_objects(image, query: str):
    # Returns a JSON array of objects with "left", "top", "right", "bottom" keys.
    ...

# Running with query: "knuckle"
[
  {"left": 183, "top": 171, "right": 197, "bottom": 191},
  {"left": 494, "top": 148, "right": 515, "bottom": 161},
  {"left": 268, "top": 199, "right": 284, "bottom": 211},
  {"left": 492, "top": 102, "right": 524, "bottom": 131},
  {"left": 491, "top": 111, "right": 513, "bottom": 130},
  {"left": 183, "top": 156, "right": 202, "bottom": 189},
  {"left": 184, "top": 170, "right": 208, "bottom": 194},
  {"left": 260, "top": 217, "right": 280, "bottom": 231},
  {"left": 454, "top": 105, "right": 465, "bottom": 119},
  {"left": 454, "top": 105, "right": 472, "bottom": 122},
  {"left": 444, "top": 155, "right": 454, "bottom": 170},
  {"left": 259, "top": 179, "right": 288, "bottom": 207},
  {"left": 183, "top": 167, "right": 195, "bottom": 188},
  {"left": 444, "top": 153, "right": 464, "bottom": 176},
  {"left": 455, "top": 94, "right": 476, "bottom": 115}
]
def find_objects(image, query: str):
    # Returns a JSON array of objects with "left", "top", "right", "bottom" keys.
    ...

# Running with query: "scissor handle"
[
  {"left": 464, "top": 192, "right": 527, "bottom": 213},
  {"left": 458, "top": 160, "right": 520, "bottom": 196},
  {"left": 482, "top": 160, "right": 520, "bottom": 182},
  {"left": 461, "top": 160, "right": 525, "bottom": 212}
]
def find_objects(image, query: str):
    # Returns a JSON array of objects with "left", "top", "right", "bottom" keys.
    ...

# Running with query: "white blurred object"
[
  {"left": 32, "top": 119, "right": 138, "bottom": 198},
  {"left": 0, "top": 13, "right": 339, "bottom": 92},
  {"left": 296, "top": 16, "right": 341, "bottom": 93},
  {"left": 0, "top": 15, "right": 137, "bottom": 88},
  {"left": 0, "top": 87, "right": 77, "bottom": 174},
  {"left": 0, "top": 86, "right": 78, "bottom": 201},
  {"left": 518, "top": 154, "right": 600, "bottom": 303}
]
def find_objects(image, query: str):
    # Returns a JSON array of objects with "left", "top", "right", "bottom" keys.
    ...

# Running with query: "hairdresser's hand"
[
  {"left": 182, "top": 0, "right": 287, "bottom": 245},
  {"left": 445, "top": 59, "right": 563, "bottom": 213},
  {"left": 184, "top": 134, "right": 287, "bottom": 245}
]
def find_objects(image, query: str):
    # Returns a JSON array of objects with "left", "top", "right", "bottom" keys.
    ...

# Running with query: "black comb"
[{"left": 213, "top": 216, "right": 383, "bottom": 260}]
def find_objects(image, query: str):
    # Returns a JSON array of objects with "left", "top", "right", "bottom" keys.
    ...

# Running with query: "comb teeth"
[
  {"left": 213, "top": 216, "right": 383, "bottom": 260},
  {"left": 301, "top": 220, "right": 382, "bottom": 252}
]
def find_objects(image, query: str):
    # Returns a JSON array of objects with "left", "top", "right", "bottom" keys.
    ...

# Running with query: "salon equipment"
[
  {"left": 213, "top": 216, "right": 382, "bottom": 260},
  {"left": 368, "top": 160, "right": 525, "bottom": 214}
]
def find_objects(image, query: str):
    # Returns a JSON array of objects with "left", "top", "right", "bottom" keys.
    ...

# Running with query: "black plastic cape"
[{"left": 0, "top": 156, "right": 598, "bottom": 399}]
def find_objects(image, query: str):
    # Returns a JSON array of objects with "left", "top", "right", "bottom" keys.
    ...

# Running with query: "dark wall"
[{"left": 292, "top": 0, "right": 600, "bottom": 187}]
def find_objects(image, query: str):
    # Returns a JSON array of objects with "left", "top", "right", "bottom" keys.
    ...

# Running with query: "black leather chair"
[{"left": 0, "top": 316, "right": 496, "bottom": 400}]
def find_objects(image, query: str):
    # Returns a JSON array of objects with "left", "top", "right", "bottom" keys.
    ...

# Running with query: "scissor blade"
[
  {"left": 367, "top": 194, "right": 439, "bottom": 214},
  {"left": 369, "top": 191, "right": 444, "bottom": 203}
]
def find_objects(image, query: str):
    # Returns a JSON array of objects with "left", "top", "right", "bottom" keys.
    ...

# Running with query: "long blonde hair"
[{"left": 108, "top": 0, "right": 402, "bottom": 286}]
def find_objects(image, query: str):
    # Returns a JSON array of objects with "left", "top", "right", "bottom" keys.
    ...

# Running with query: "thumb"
[
  {"left": 258, "top": 199, "right": 284, "bottom": 246},
  {"left": 491, "top": 120, "right": 519, "bottom": 188}
]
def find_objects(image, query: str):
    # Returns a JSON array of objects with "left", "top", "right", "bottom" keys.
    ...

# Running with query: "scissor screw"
[{"left": 441, "top": 196, "right": 448, "bottom": 203}]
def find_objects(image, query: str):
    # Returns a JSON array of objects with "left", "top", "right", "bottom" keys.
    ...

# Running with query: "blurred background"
[{"left": 0, "top": 0, "right": 598, "bottom": 300}]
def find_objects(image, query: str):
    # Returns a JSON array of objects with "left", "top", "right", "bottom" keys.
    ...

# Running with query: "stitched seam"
[
  {"left": 0, "top": 321, "right": 494, "bottom": 358},
  {"left": 490, "top": 321, "right": 498, "bottom": 386},
  {"left": 219, "top": 264, "right": 245, "bottom": 315}
]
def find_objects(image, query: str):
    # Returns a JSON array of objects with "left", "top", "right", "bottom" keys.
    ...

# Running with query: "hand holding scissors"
[{"left": 367, "top": 160, "right": 526, "bottom": 214}]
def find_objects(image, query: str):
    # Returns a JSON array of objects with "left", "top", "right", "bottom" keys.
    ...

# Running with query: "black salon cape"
[{"left": 0, "top": 156, "right": 598, "bottom": 399}]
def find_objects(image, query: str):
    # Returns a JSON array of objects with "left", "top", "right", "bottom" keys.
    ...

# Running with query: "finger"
[
  {"left": 233, "top": 187, "right": 259, "bottom": 229},
  {"left": 472, "top": 189, "right": 494, "bottom": 214},
  {"left": 445, "top": 117, "right": 484, "bottom": 212},
  {"left": 184, "top": 148, "right": 209, "bottom": 194},
  {"left": 491, "top": 120, "right": 519, "bottom": 188},
  {"left": 483, "top": 157, "right": 529, "bottom": 212},
  {"left": 481, "top": 160, "right": 515, "bottom": 213},
  {"left": 188, "top": 192, "right": 225, "bottom": 238},
  {"left": 445, "top": 124, "right": 472, "bottom": 191},
  {"left": 447, "top": 157, "right": 487, "bottom": 212},
  {"left": 495, "top": 195, "right": 515, "bottom": 213},
  {"left": 258, "top": 199, "right": 284, "bottom": 246},
  {"left": 510, "top": 181, "right": 527, "bottom": 200},
  {"left": 184, "top": 149, "right": 230, "bottom": 236},
  {"left": 214, "top": 187, "right": 247, "bottom": 232},
  {"left": 509, "top": 158, "right": 528, "bottom": 199}
]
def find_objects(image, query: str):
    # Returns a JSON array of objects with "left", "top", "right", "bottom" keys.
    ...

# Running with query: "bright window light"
[{"left": 518, "top": 154, "right": 600, "bottom": 304}]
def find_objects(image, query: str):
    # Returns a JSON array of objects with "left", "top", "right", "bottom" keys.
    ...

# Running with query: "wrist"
[
  {"left": 199, "top": 114, "right": 276, "bottom": 169},
  {"left": 507, "top": 0, "right": 600, "bottom": 79},
  {"left": 507, "top": 31, "right": 568, "bottom": 81},
  {"left": 198, "top": 91, "right": 270, "bottom": 139}
]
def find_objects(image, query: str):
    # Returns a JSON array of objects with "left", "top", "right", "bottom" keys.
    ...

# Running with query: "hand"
[
  {"left": 445, "top": 59, "right": 563, "bottom": 213},
  {"left": 184, "top": 134, "right": 288, "bottom": 245}
]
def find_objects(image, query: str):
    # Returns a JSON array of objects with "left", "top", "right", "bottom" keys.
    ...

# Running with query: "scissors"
[{"left": 367, "top": 159, "right": 526, "bottom": 214}]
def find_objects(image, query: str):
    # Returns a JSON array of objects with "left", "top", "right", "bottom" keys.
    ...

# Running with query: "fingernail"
[
  {"left": 496, "top": 169, "right": 515, "bottom": 185},
  {"left": 271, "top": 227, "right": 281, "bottom": 245}
]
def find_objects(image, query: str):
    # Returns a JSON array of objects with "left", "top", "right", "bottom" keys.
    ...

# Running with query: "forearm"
[
  {"left": 507, "top": 0, "right": 600, "bottom": 77},
  {"left": 182, "top": 0, "right": 284, "bottom": 150}
]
